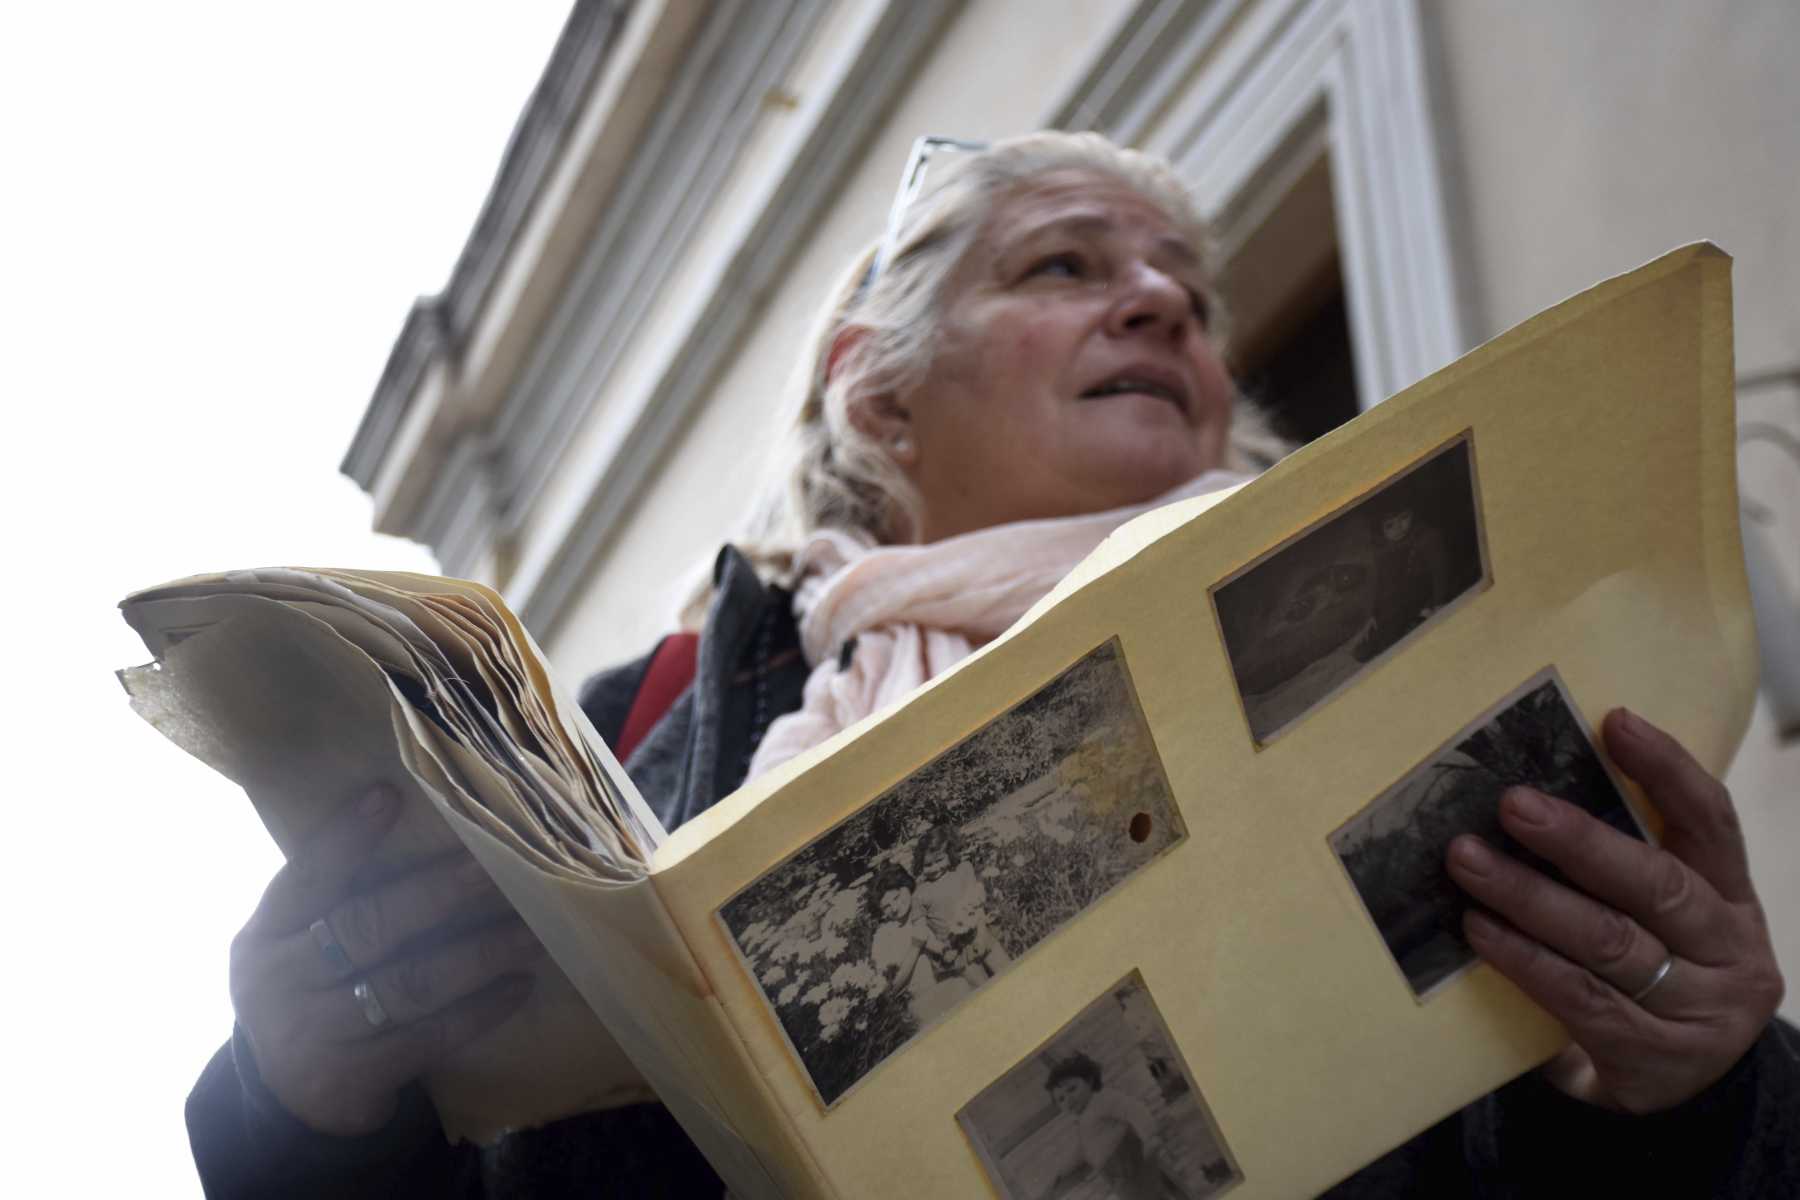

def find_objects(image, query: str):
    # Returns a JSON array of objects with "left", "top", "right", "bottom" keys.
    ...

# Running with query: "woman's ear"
[
  {"left": 850, "top": 392, "right": 918, "bottom": 467},
  {"left": 830, "top": 326, "right": 918, "bottom": 468}
]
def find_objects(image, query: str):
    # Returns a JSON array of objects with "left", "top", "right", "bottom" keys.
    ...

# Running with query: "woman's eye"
[
  {"left": 1026, "top": 253, "right": 1085, "bottom": 280},
  {"left": 1185, "top": 286, "right": 1211, "bottom": 327}
]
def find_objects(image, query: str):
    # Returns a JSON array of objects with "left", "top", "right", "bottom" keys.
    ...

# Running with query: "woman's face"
[
  {"left": 879, "top": 886, "right": 912, "bottom": 922},
  {"left": 920, "top": 846, "right": 951, "bottom": 882},
  {"left": 894, "top": 170, "right": 1233, "bottom": 542},
  {"left": 1050, "top": 1076, "right": 1095, "bottom": 1117}
]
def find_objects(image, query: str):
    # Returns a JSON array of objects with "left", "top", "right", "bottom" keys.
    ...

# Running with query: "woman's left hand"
[{"left": 1445, "top": 707, "right": 1786, "bottom": 1113}]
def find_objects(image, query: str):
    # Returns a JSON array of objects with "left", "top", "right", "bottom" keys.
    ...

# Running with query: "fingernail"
[
  {"left": 1504, "top": 787, "right": 1550, "bottom": 826},
  {"left": 1617, "top": 707, "right": 1650, "bottom": 741},
  {"left": 361, "top": 785, "right": 396, "bottom": 817},
  {"left": 1451, "top": 836, "right": 1492, "bottom": 874}
]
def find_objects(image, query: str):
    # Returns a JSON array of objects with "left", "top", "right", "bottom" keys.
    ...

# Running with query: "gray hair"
[{"left": 681, "top": 131, "right": 1284, "bottom": 624}]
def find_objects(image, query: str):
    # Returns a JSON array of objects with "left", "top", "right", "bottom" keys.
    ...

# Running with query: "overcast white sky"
[{"left": 0, "top": 5, "right": 572, "bottom": 1192}]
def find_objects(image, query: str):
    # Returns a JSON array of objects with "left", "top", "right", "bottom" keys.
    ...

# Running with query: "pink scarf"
[{"left": 746, "top": 470, "right": 1248, "bottom": 778}]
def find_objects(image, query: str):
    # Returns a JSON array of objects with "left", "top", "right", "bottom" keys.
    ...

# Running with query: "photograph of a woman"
[
  {"left": 959, "top": 972, "right": 1239, "bottom": 1200},
  {"left": 1039, "top": 1053, "right": 1185, "bottom": 1200}
]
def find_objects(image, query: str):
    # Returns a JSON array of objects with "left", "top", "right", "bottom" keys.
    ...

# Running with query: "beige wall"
[
  {"left": 1429, "top": 0, "right": 1799, "bottom": 1016},
  {"left": 1425, "top": 0, "right": 1798, "bottom": 372}
]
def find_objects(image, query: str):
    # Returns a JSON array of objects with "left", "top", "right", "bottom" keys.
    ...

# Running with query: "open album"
[{"left": 121, "top": 244, "right": 1755, "bottom": 1198}]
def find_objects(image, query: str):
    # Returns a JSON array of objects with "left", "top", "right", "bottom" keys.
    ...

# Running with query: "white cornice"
[
  {"left": 349, "top": 0, "right": 710, "bottom": 546},
  {"left": 505, "top": 0, "right": 959, "bottom": 631},
  {"left": 1044, "top": 0, "right": 1249, "bottom": 144},
  {"left": 401, "top": 0, "right": 836, "bottom": 582},
  {"left": 345, "top": 0, "right": 641, "bottom": 496},
  {"left": 479, "top": 0, "right": 830, "bottom": 555},
  {"left": 455, "top": 0, "right": 714, "bottom": 435}
]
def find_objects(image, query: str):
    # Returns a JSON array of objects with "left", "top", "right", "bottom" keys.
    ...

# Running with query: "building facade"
[{"left": 345, "top": 0, "right": 1798, "bottom": 1016}]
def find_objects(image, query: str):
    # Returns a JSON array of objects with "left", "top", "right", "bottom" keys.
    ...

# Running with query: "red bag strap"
[{"left": 613, "top": 632, "right": 699, "bottom": 762}]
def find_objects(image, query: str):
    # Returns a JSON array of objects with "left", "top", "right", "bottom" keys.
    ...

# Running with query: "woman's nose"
[{"left": 1107, "top": 263, "right": 1194, "bottom": 339}]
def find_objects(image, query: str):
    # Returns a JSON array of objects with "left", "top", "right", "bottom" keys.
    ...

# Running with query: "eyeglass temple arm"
[{"left": 865, "top": 136, "right": 989, "bottom": 287}]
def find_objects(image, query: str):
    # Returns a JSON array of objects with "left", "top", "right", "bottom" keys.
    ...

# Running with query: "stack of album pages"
[
  {"left": 122, "top": 245, "right": 1758, "bottom": 1199},
  {"left": 118, "top": 568, "right": 667, "bottom": 1138}
]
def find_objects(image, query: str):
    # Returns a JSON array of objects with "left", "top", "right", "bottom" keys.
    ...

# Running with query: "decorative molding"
[
  {"left": 342, "top": 301, "right": 449, "bottom": 487},
  {"left": 1737, "top": 364, "right": 1800, "bottom": 396},
  {"left": 420, "top": 436, "right": 498, "bottom": 574},
  {"left": 508, "top": 0, "right": 959, "bottom": 632},
  {"left": 342, "top": 0, "right": 629, "bottom": 492},
  {"left": 483, "top": 0, "right": 827, "bottom": 557},
  {"left": 406, "top": 0, "right": 829, "bottom": 576},
  {"left": 1045, "top": 0, "right": 1248, "bottom": 145},
  {"left": 1044, "top": 0, "right": 1465, "bottom": 408},
  {"left": 439, "top": 0, "right": 630, "bottom": 344}
]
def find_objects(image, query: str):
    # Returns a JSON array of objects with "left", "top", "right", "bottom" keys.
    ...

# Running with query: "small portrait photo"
[
  {"left": 1212, "top": 433, "right": 1489, "bottom": 745},
  {"left": 957, "top": 970, "right": 1241, "bottom": 1200},
  {"left": 717, "top": 639, "right": 1186, "bottom": 1107},
  {"left": 1330, "top": 667, "right": 1650, "bottom": 999}
]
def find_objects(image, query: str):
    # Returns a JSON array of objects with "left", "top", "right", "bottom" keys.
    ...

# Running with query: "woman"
[
  {"left": 909, "top": 826, "right": 1011, "bottom": 987},
  {"left": 866, "top": 861, "right": 972, "bottom": 1027},
  {"left": 1038, "top": 1053, "right": 1185, "bottom": 1200},
  {"left": 189, "top": 132, "right": 1795, "bottom": 1198}
]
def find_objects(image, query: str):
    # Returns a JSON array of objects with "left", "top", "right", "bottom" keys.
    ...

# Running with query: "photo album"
[{"left": 120, "top": 244, "right": 1754, "bottom": 1199}]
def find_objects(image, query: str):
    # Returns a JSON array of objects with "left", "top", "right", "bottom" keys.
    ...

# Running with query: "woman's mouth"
[{"left": 1079, "top": 368, "right": 1190, "bottom": 414}]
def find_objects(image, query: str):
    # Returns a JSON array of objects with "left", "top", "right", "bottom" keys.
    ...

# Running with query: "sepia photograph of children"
[{"left": 718, "top": 640, "right": 1185, "bottom": 1106}]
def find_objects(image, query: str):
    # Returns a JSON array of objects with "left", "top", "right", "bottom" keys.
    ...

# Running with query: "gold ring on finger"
[
  {"left": 353, "top": 979, "right": 391, "bottom": 1029},
  {"left": 1629, "top": 953, "right": 1675, "bottom": 1004}
]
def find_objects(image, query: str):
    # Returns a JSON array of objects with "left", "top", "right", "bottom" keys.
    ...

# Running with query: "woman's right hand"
[{"left": 228, "top": 784, "right": 545, "bottom": 1135}]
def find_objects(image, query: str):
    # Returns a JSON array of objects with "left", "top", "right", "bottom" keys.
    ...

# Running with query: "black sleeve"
[
  {"left": 1322, "top": 1018, "right": 1800, "bottom": 1198},
  {"left": 1468, "top": 1019, "right": 1800, "bottom": 1198},
  {"left": 188, "top": 1026, "right": 724, "bottom": 1198},
  {"left": 186, "top": 1025, "right": 473, "bottom": 1199}
]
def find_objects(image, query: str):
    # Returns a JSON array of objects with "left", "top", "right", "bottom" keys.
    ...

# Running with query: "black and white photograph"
[
  {"left": 1330, "top": 667, "right": 1650, "bottom": 999},
  {"left": 957, "top": 970, "right": 1241, "bottom": 1200},
  {"left": 1212, "top": 434, "right": 1489, "bottom": 745},
  {"left": 717, "top": 640, "right": 1186, "bottom": 1107}
]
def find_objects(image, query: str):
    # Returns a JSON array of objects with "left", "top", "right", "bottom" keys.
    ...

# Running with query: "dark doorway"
[{"left": 1238, "top": 269, "right": 1360, "bottom": 445}]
